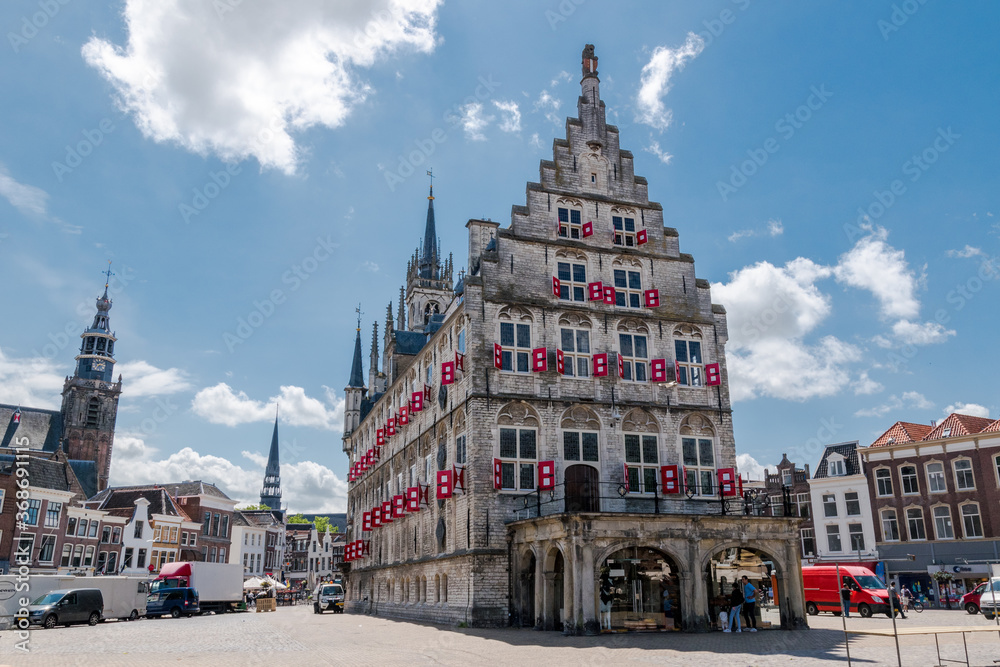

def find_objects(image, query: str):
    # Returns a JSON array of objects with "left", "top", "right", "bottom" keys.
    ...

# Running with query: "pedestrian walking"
[
  {"left": 725, "top": 585, "right": 743, "bottom": 632},
  {"left": 741, "top": 576, "right": 758, "bottom": 632},
  {"left": 889, "top": 582, "right": 907, "bottom": 619},
  {"left": 840, "top": 578, "right": 852, "bottom": 618},
  {"left": 900, "top": 586, "right": 912, "bottom": 612}
]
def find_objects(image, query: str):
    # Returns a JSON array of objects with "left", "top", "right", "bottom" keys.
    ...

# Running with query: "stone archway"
[
  {"left": 516, "top": 548, "right": 536, "bottom": 628},
  {"left": 540, "top": 545, "right": 567, "bottom": 631},
  {"left": 702, "top": 543, "right": 795, "bottom": 630},
  {"left": 598, "top": 545, "right": 684, "bottom": 632}
]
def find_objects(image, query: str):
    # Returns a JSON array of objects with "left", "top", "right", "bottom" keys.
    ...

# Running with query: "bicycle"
[{"left": 909, "top": 599, "right": 924, "bottom": 613}]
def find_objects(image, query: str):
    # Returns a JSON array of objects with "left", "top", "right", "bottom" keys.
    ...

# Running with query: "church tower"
[
  {"left": 61, "top": 266, "right": 123, "bottom": 492},
  {"left": 405, "top": 178, "right": 454, "bottom": 333},
  {"left": 259, "top": 412, "right": 282, "bottom": 511},
  {"left": 343, "top": 315, "right": 366, "bottom": 440}
]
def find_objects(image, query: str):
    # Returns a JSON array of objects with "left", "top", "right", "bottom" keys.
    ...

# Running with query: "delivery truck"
[
  {"left": 802, "top": 565, "right": 891, "bottom": 618},
  {"left": 151, "top": 562, "right": 243, "bottom": 613},
  {"left": 0, "top": 574, "right": 147, "bottom": 629}
]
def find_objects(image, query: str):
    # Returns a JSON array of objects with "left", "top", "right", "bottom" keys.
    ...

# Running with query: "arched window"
[
  {"left": 555, "top": 197, "right": 584, "bottom": 239},
  {"left": 555, "top": 250, "right": 588, "bottom": 302},
  {"left": 434, "top": 574, "right": 441, "bottom": 603},
  {"left": 423, "top": 302, "right": 440, "bottom": 326},
  {"left": 497, "top": 307, "right": 533, "bottom": 374},
  {"left": 72, "top": 544, "right": 84, "bottom": 567},
  {"left": 560, "top": 406, "right": 601, "bottom": 464},
  {"left": 497, "top": 402, "right": 540, "bottom": 491},
  {"left": 441, "top": 574, "right": 448, "bottom": 603},
  {"left": 679, "top": 414, "right": 716, "bottom": 497},
  {"left": 623, "top": 408, "right": 660, "bottom": 494},
  {"left": 558, "top": 313, "right": 592, "bottom": 378},
  {"left": 611, "top": 206, "right": 638, "bottom": 247},
  {"left": 673, "top": 324, "right": 704, "bottom": 387},
  {"left": 617, "top": 319, "right": 650, "bottom": 382},
  {"left": 611, "top": 257, "right": 643, "bottom": 308}
]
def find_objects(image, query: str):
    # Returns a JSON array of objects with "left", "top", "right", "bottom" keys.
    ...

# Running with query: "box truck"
[
  {"left": 151, "top": 562, "right": 243, "bottom": 613},
  {"left": 0, "top": 574, "right": 147, "bottom": 629}
]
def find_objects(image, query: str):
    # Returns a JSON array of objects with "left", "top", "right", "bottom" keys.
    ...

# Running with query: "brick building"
[
  {"left": 159, "top": 481, "right": 237, "bottom": 564},
  {"left": 342, "top": 46, "right": 804, "bottom": 633},
  {"left": 763, "top": 454, "right": 814, "bottom": 558},
  {"left": 860, "top": 412, "right": 1000, "bottom": 600}
]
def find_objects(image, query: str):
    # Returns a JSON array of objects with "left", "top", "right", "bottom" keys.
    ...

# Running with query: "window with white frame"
[
  {"left": 826, "top": 524, "right": 842, "bottom": 552},
  {"left": 89, "top": 521, "right": 98, "bottom": 538},
  {"left": 425, "top": 454, "right": 433, "bottom": 484},
  {"left": 900, "top": 465, "right": 919, "bottom": 494},
  {"left": 455, "top": 433, "right": 466, "bottom": 466},
  {"left": 797, "top": 493, "right": 811, "bottom": 518},
  {"left": 961, "top": 503, "right": 984, "bottom": 538},
  {"left": 38, "top": 535, "right": 56, "bottom": 563},
  {"left": 17, "top": 533, "right": 35, "bottom": 564},
  {"left": 906, "top": 508, "right": 926, "bottom": 540},
  {"left": 624, "top": 433, "right": 658, "bottom": 494},
  {"left": 44, "top": 502, "right": 61, "bottom": 528},
  {"left": 845, "top": 491, "right": 861, "bottom": 516},
  {"left": 675, "top": 338, "right": 703, "bottom": 387},
  {"left": 800, "top": 528, "right": 816, "bottom": 557},
  {"left": 782, "top": 470, "right": 793, "bottom": 487},
  {"left": 926, "top": 462, "right": 947, "bottom": 493},
  {"left": 823, "top": 494, "right": 837, "bottom": 518},
  {"left": 612, "top": 214, "right": 637, "bottom": 247},
  {"left": 770, "top": 495, "right": 784, "bottom": 517},
  {"left": 613, "top": 268, "right": 642, "bottom": 308},
  {"left": 848, "top": 523, "right": 865, "bottom": 551},
  {"left": 498, "top": 428, "right": 536, "bottom": 491},
  {"left": 560, "top": 327, "right": 591, "bottom": 378},
  {"left": 682, "top": 437, "right": 715, "bottom": 496},
  {"left": 618, "top": 332, "right": 648, "bottom": 381},
  {"left": 557, "top": 261, "right": 586, "bottom": 302},
  {"left": 457, "top": 327, "right": 465, "bottom": 355},
  {"left": 828, "top": 456, "right": 845, "bottom": 477},
  {"left": 564, "top": 430, "right": 599, "bottom": 463},
  {"left": 24, "top": 499, "right": 40, "bottom": 526},
  {"left": 60, "top": 544, "right": 72, "bottom": 567},
  {"left": 499, "top": 320, "right": 531, "bottom": 373},
  {"left": 875, "top": 469, "right": 893, "bottom": 496},
  {"left": 932, "top": 506, "right": 954, "bottom": 539},
  {"left": 558, "top": 206, "right": 582, "bottom": 239},
  {"left": 881, "top": 509, "right": 900, "bottom": 541},
  {"left": 953, "top": 459, "right": 975, "bottom": 491}
]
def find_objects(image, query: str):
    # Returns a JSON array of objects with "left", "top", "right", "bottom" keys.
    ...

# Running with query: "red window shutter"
[
  {"left": 362, "top": 511, "right": 372, "bottom": 532},
  {"left": 392, "top": 494, "right": 405, "bottom": 518},
  {"left": 346, "top": 542, "right": 353, "bottom": 561},
  {"left": 582, "top": 221, "right": 594, "bottom": 237},
  {"left": 718, "top": 468, "right": 737, "bottom": 496},
  {"left": 362, "top": 540, "right": 370, "bottom": 556},
  {"left": 552, "top": 276, "right": 561, "bottom": 297},
  {"left": 644, "top": 289, "right": 660, "bottom": 308},
  {"left": 705, "top": 362, "right": 721, "bottom": 386},
  {"left": 556, "top": 349, "right": 565, "bottom": 374},
  {"left": 493, "top": 458, "right": 502, "bottom": 489},
  {"left": 538, "top": 460, "right": 555, "bottom": 490},
  {"left": 366, "top": 448, "right": 374, "bottom": 465},
  {"left": 637, "top": 229, "right": 648, "bottom": 245},
  {"left": 617, "top": 352, "right": 624, "bottom": 379},
  {"left": 399, "top": 405, "right": 409, "bottom": 425},
  {"left": 494, "top": 343, "right": 503, "bottom": 369},
  {"left": 623, "top": 463, "right": 630, "bottom": 493},
  {"left": 651, "top": 358, "right": 666, "bottom": 383},
  {"left": 453, "top": 465, "right": 466, "bottom": 492},
  {"left": 675, "top": 360, "right": 681, "bottom": 383},
  {"left": 405, "top": 486, "right": 420, "bottom": 512},
  {"left": 455, "top": 351, "right": 464, "bottom": 372},
  {"left": 532, "top": 347, "right": 547, "bottom": 372},
  {"left": 387, "top": 419, "right": 395, "bottom": 436},
  {"left": 419, "top": 485, "right": 430, "bottom": 506},
  {"left": 381, "top": 500, "right": 393, "bottom": 524},
  {"left": 411, "top": 391, "right": 423, "bottom": 412},
  {"left": 588, "top": 281, "right": 603, "bottom": 301},
  {"left": 436, "top": 470, "right": 454, "bottom": 499},
  {"left": 376, "top": 428, "right": 385, "bottom": 445},
  {"left": 371, "top": 506, "right": 382, "bottom": 528},
  {"left": 603, "top": 285, "right": 615, "bottom": 305},
  {"left": 423, "top": 383, "right": 431, "bottom": 400},
  {"left": 441, "top": 360, "right": 455, "bottom": 385},
  {"left": 661, "top": 465, "right": 680, "bottom": 494},
  {"left": 593, "top": 353, "right": 608, "bottom": 377}
]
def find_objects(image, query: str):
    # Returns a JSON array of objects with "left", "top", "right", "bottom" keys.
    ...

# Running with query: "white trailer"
[
  {"left": 152, "top": 562, "right": 243, "bottom": 613},
  {"left": 0, "top": 575, "right": 148, "bottom": 629}
]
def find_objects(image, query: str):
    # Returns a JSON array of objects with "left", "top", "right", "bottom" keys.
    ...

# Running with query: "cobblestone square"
[{"left": 3, "top": 607, "right": 999, "bottom": 666}]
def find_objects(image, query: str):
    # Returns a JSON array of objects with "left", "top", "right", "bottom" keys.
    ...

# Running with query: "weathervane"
[
  {"left": 427, "top": 168, "right": 434, "bottom": 199},
  {"left": 355, "top": 303, "right": 363, "bottom": 331}
]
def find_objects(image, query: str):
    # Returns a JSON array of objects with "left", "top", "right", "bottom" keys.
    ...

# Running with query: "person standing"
[
  {"left": 900, "top": 585, "right": 912, "bottom": 612},
  {"left": 889, "top": 582, "right": 907, "bottom": 619},
  {"left": 840, "top": 579, "right": 852, "bottom": 618},
  {"left": 599, "top": 576, "right": 613, "bottom": 631},
  {"left": 725, "top": 585, "right": 743, "bottom": 632},
  {"left": 741, "top": 576, "right": 758, "bottom": 632}
]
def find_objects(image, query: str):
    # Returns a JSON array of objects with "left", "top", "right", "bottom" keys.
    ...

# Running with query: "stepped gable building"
[
  {"left": 342, "top": 46, "right": 803, "bottom": 633},
  {"left": 0, "top": 271, "right": 123, "bottom": 494}
]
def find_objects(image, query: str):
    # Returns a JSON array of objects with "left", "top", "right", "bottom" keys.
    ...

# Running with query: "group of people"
[
  {"left": 840, "top": 579, "right": 910, "bottom": 618},
  {"left": 722, "top": 576, "right": 759, "bottom": 633}
]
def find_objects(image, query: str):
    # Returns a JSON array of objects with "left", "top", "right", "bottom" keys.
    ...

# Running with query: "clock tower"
[{"left": 60, "top": 268, "right": 123, "bottom": 492}]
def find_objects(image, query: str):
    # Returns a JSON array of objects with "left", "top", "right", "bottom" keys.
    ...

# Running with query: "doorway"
[{"left": 564, "top": 464, "right": 599, "bottom": 512}]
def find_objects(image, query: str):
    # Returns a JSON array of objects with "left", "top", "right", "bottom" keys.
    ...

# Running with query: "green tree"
[
  {"left": 313, "top": 516, "right": 331, "bottom": 533},
  {"left": 237, "top": 504, "right": 270, "bottom": 511},
  {"left": 287, "top": 513, "right": 309, "bottom": 524}
]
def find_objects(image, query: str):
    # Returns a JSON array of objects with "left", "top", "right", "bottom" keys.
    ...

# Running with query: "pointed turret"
[
  {"left": 347, "top": 327, "right": 364, "bottom": 389},
  {"left": 368, "top": 321, "right": 379, "bottom": 392},
  {"left": 418, "top": 184, "right": 438, "bottom": 279},
  {"left": 397, "top": 287, "right": 406, "bottom": 331},
  {"left": 259, "top": 411, "right": 282, "bottom": 510}
]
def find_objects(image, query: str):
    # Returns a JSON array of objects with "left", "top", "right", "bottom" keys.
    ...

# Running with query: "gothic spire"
[
  {"left": 397, "top": 286, "right": 406, "bottom": 331},
  {"left": 418, "top": 174, "right": 438, "bottom": 279},
  {"left": 259, "top": 408, "right": 282, "bottom": 510},
  {"left": 347, "top": 322, "right": 365, "bottom": 389}
]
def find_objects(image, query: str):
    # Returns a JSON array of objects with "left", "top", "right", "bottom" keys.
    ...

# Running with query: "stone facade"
[{"left": 342, "top": 45, "right": 803, "bottom": 632}]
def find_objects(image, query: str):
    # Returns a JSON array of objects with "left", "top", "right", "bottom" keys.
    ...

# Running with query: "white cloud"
[
  {"left": 533, "top": 90, "right": 562, "bottom": 125},
  {"left": 191, "top": 382, "right": 344, "bottom": 431},
  {"left": 943, "top": 402, "right": 990, "bottom": 419},
  {"left": 360, "top": 260, "right": 379, "bottom": 272},
  {"left": 529, "top": 132, "right": 543, "bottom": 148},
  {"left": 891, "top": 319, "right": 955, "bottom": 345},
  {"left": 946, "top": 245, "right": 983, "bottom": 259},
  {"left": 736, "top": 453, "right": 771, "bottom": 481},
  {"left": 0, "top": 163, "right": 49, "bottom": 217},
  {"left": 852, "top": 371, "right": 883, "bottom": 396},
  {"left": 834, "top": 225, "right": 920, "bottom": 320},
  {"left": 644, "top": 140, "right": 673, "bottom": 165},
  {"left": 635, "top": 32, "right": 704, "bottom": 131},
  {"left": 854, "top": 391, "right": 933, "bottom": 418},
  {"left": 493, "top": 100, "right": 521, "bottom": 133},
  {"left": 728, "top": 219, "right": 784, "bottom": 243},
  {"left": 549, "top": 71, "right": 572, "bottom": 87},
  {"left": 113, "top": 433, "right": 159, "bottom": 460},
  {"left": 0, "top": 347, "right": 66, "bottom": 409},
  {"left": 82, "top": 0, "right": 442, "bottom": 174},
  {"left": 116, "top": 360, "right": 192, "bottom": 397},
  {"left": 458, "top": 102, "right": 493, "bottom": 141},
  {"left": 108, "top": 442, "right": 347, "bottom": 512}
]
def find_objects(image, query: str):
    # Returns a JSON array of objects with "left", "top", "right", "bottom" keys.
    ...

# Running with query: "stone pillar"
[
  {"left": 782, "top": 537, "right": 807, "bottom": 629},
  {"left": 561, "top": 541, "right": 574, "bottom": 634},
  {"left": 542, "top": 569, "right": 557, "bottom": 631},
  {"left": 534, "top": 550, "right": 544, "bottom": 629},
  {"left": 688, "top": 536, "right": 709, "bottom": 631},
  {"left": 579, "top": 543, "right": 599, "bottom": 635}
]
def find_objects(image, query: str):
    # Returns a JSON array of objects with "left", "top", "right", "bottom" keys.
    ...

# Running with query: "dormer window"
[
  {"left": 828, "top": 456, "right": 845, "bottom": 477},
  {"left": 941, "top": 427, "right": 952, "bottom": 438}
]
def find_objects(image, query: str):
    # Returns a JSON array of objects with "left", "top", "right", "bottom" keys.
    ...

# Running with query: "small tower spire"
[
  {"left": 418, "top": 170, "right": 438, "bottom": 280},
  {"left": 368, "top": 320, "right": 379, "bottom": 392},
  {"left": 397, "top": 287, "right": 406, "bottom": 331},
  {"left": 259, "top": 409, "right": 282, "bottom": 510},
  {"left": 347, "top": 307, "right": 365, "bottom": 389}
]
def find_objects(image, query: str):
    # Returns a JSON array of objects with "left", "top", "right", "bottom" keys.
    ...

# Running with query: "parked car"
[
  {"left": 802, "top": 565, "right": 891, "bottom": 618},
  {"left": 961, "top": 583, "right": 987, "bottom": 614},
  {"left": 146, "top": 587, "right": 200, "bottom": 619},
  {"left": 978, "top": 578, "right": 1000, "bottom": 620},
  {"left": 312, "top": 583, "right": 344, "bottom": 614},
  {"left": 26, "top": 588, "right": 103, "bottom": 629}
]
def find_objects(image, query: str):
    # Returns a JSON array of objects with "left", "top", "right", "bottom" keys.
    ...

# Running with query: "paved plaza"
[{"left": 2, "top": 607, "right": 999, "bottom": 666}]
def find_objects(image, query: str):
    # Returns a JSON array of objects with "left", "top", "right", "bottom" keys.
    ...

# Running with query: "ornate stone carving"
[
  {"left": 679, "top": 413, "right": 715, "bottom": 437},
  {"left": 622, "top": 408, "right": 659, "bottom": 433},
  {"left": 497, "top": 401, "right": 540, "bottom": 427},
  {"left": 560, "top": 405, "right": 601, "bottom": 430}
]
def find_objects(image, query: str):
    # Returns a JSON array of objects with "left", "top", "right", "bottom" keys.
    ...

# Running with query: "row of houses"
[
  {"left": 763, "top": 410, "right": 1000, "bottom": 603},
  {"left": 0, "top": 448, "right": 345, "bottom": 589}
]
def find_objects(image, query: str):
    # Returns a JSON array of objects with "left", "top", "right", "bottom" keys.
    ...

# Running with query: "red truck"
[{"left": 803, "top": 565, "right": 891, "bottom": 618}]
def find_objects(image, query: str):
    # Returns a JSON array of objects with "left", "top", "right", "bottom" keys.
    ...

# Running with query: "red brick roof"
[
  {"left": 924, "top": 413, "right": 994, "bottom": 440},
  {"left": 869, "top": 421, "right": 934, "bottom": 447},
  {"left": 982, "top": 419, "right": 1000, "bottom": 433}
]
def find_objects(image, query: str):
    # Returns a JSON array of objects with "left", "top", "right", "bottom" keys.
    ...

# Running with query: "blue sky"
[{"left": 1, "top": 0, "right": 997, "bottom": 510}]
